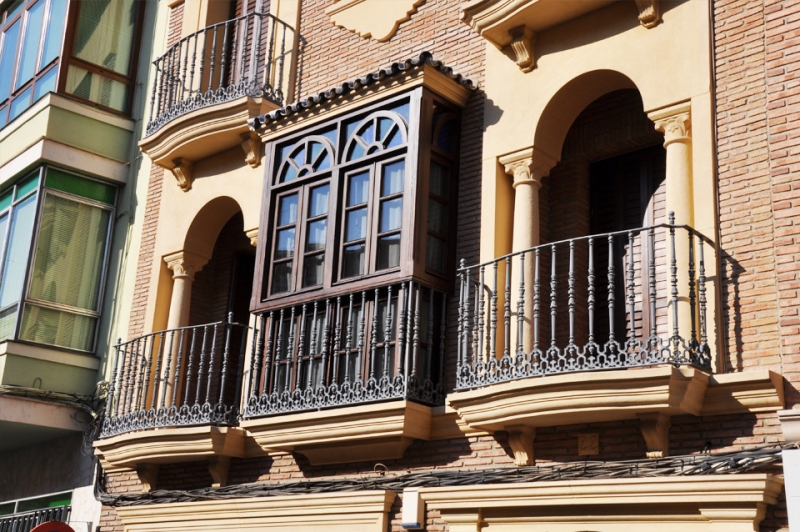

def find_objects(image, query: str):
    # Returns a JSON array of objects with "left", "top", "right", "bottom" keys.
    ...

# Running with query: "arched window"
[
  {"left": 344, "top": 110, "right": 408, "bottom": 162},
  {"left": 277, "top": 136, "right": 335, "bottom": 183}
]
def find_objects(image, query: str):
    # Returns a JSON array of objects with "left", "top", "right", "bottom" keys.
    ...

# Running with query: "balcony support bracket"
[
  {"left": 136, "top": 463, "right": 160, "bottom": 493},
  {"left": 240, "top": 132, "right": 262, "bottom": 168},
  {"left": 637, "top": 412, "right": 671, "bottom": 458},
  {"left": 508, "top": 25, "right": 536, "bottom": 72},
  {"left": 171, "top": 158, "right": 194, "bottom": 192},
  {"left": 506, "top": 425, "right": 535, "bottom": 466},
  {"left": 208, "top": 456, "right": 232, "bottom": 488},
  {"left": 635, "top": 0, "right": 660, "bottom": 28}
]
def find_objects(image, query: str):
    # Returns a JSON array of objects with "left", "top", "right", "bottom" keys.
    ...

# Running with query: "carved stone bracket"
[
  {"left": 326, "top": 0, "right": 425, "bottom": 42},
  {"left": 508, "top": 25, "right": 535, "bottom": 72},
  {"left": 240, "top": 132, "right": 262, "bottom": 168},
  {"left": 638, "top": 412, "right": 671, "bottom": 458},
  {"left": 245, "top": 228, "right": 259, "bottom": 248},
  {"left": 171, "top": 157, "right": 195, "bottom": 192},
  {"left": 136, "top": 463, "right": 160, "bottom": 493},
  {"left": 506, "top": 425, "right": 535, "bottom": 466},
  {"left": 208, "top": 456, "right": 232, "bottom": 488},
  {"left": 635, "top": 0, "right": 660, "bottom": 28},
  {"left": 649, "top": 102, "right": 691, "bottom": 148}
]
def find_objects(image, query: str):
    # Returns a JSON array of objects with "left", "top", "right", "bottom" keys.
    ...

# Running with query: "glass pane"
[
  {"left": 343, "top": 244, "right": 365, "bottom": 278},
  {"left": 33, "top": 64, "right": 57, "bottom": 100},
  {"left": 41, "top": 0, "right": 67, "bottom": 67},
  {"left": 292, "top": 145, "right": 305, "bottom": 166},
  {"left": 305, "top": 219, "right": 326, "bottom": 251},
  {"left": 302, "top": 253, "right": 324, "bottom": 288},
  {"left": 0, "top": 215, "right": 8, "bottom": 271},
  {"left": 8, "top": 87, "right": 32, "bottom": 121},
  {"left": 308, "top": 184, "right": 329, "bottom": 217},
  {"left": 380, "top": 198, "right": 402, "bottom": 232},
  {"left": 347, "top": 141, "right": 364, "bottom": 161},
  {"left": 436, "top": 118, "right": 457, "bottom": 153},
  {"left": 65, "top": 66, "right": 129, "bottom": 112},
  {"left": 5, "top": 0, "right": 24, "bottom": 20},
  {"left": 15, "top": 0, "right": 46, "bottom": 90},
  {"left": 73, "top": 0, "right": 137, "bottom": 75},
  {"left": 0, "top": 194, "right": 37, "bottom": 308},
  {"left": 345, "top": 207, "right": 367, "bottom": 242},
  {"left": 348, "top": 172, "right": 369, "bottom": 206},
  {"left": 310, "top": 141, "right": 322, "bottom": 163},
  {"left": 0, "top": 191, "right": 12, "bottom": 211},
  {"left": 359, "top": 121, "right": 374, "bottom": 145},
  {"left": 274, "top": 228, "right": 295, "bottom": 259},
  {"left": 376, "top": 234, "right": 400, "bottom": 270},
  {"left": 27, "top": 194, "right": 111, "bottom": 311},
  {"left": 271, "top": 262, "right": 292, "bottom": 294},
  {"left": 381, "top": 160, "right": 404, "bottom": 196},
  {"left": 390, "top": 100, "right": 410, "bottom": 123},
  {"left": 15, "top": 172, "right": 38, "bottom": 198},
  {"left": 0, "top": 105, "right": 7, "bottom": 129},
  {"left": 0, "top": 306, "right": 18, "bottom": 342},
  {"left": 315, "top": 151, "right": 330, "bottom": 171},
  {"left": 428, "top": 199, "right": 446, "bottom": 234},
  {"left": 46, "top": 168, "right": 116, "bottom": 205},
  {"left": 280, "top": 164, "right": 297, "bottom": 183},
  {"left": 384, "top": 126, "right": 402, "bottom": 149},
  {"left": 377, "top": 117, "right": 392, "bottom": 141},
  {"left": 277, "top": 194, "right": 298, "bottom": 226},
  {"left": 430, "top": 161, "right": 448, "bottom": 197},
  {"left": 19, "top": 304, "right": 96, "bottom": 351},
  {"left": 0, "top": 20, "right": 21, "bottom": 102},
  {"left": 426, "top": 235, "right": 445, "bottom": 271}
]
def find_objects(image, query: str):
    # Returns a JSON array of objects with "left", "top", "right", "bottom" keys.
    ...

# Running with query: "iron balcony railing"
[
  {"left": 146, "top": 11, "right": 294, "bottom": 136},
  {"left": 0, "top": 506, "right": 71, "bottom": 532},
  {"left": 244, "top": 281, "right": 446, "bottom": 418},
  {"left": 456, "top": 214, "right": 713, "bottom": 390},
  {"left": 101, "top": 315, "right": 248, "bottom": 438}
]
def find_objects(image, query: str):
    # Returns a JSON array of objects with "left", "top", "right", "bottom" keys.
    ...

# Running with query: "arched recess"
[{"left": 183, "top": 196, "right": 244, "bottom": 261}]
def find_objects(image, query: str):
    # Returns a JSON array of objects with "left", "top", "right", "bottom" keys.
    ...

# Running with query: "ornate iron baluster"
[
  {"left": 198, "top": 28, "right": 207, "bottom": 95},
  {"left": 608, "top": 235, "right": 616, "bottom": 344},
  {"left": 588, "top": 238, "right": 595, "bottom": 345},
  {"left": 517, "top": 252, "right": 525, "bottom": 358},
  {"left": 356, "top": 291, "right": 366, "bottom": 380},
  {"left": 649, "top": 227, "right": 657, "bottom": 340},
  {"left": 184, "top": 327, "right": 198, "bottom": 405},
  {"left": 160, "top": 330, "right": 176, "bottom": 409},
  {"left": 457, "top": 260, "right": 465, "bottom": 370},
  {"left": 627, "top": 231, "right": 636, "bottom": 344},
  {"left": 218, "top": 313, "right": 234, "bottom": 405},
  {"left": 261, "top": 312, "right": 274, "bottom": 395},
  {"left": 669, "top": 212, "right": 680, "bottom": 359},
  {"left": 464, "top": 265, "right": 472, "bottom": 365},
  {"left": 171, "top": 329, "right": 187, "bottom": 408},
  {"left": 272, "top": 309, "right": 284, "bottom": 394},
  {"left": 550, "top": 245, "right": 557, "bottom": 349},
  {"left": 369, "top": 289, "right": 379, "bottom": 381},
  {"left": 427, "top": 287, "right": 435, "bottom": 381},
  {"left": 698, "top": 237, "right": 709, "bottom": 357},
  {"left": 568, "top": 240, "right": 576, "bottom": 349},
  {"left": 208, "top": 26, "right": 218, "bottom": 93},
  {"left": 194, "top": 326, "right": 209, "bottom": 405},
  {"left": 205, "top": 324, "right": 219, "bottom": 404},
  {"left": 151, "top": 332, "right": 165, "bottom": 410},
  {"left": 343, "top": 294, "right": 354, "bottom": 383},
  {"left": 284, "top": 306, "right": 296, "bottom": 392},
  {"left": 143, "top": 333, "right": 156, "bottom": 411},
  {"left": 384, "top": 285, "right": 394, "bottom": 378},
  {"left": 504, "top": 258, "right": 511, "bottom": 358},
  {"left": 534, "top": 248, "right": 540, "bottom": 353},
  {"left": 688, "top": 229, "right": 698, "bottom": 347},
  {"left": 189, "top": 32, "right": 198, "bottom": 99},
  {"left": 333, "top": 296, "right": 342, "bottom": 383},
  {"left": 396, "top": 284, "right": 407, "bottom": 375},
  {"left": 411, "top": 283, "right": 421, "bottom": 379},
  {"left": 108, "top": 339, "right": 122, "bottom": 416},
  {"left": 320, "top": 299, "right": 331, "bottom": 390},
  {"left": 307, "top": 301, "right": 319, "bottom": 390},
  {"left": 297, "top": 304, "right": 307, "bottom": 388}
]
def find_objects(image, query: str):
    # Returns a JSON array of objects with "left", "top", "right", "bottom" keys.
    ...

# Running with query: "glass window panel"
[
  {"left": 345, "top": 207, "right": 367, "bottom": 242},
  {"left": 15, "top": 0, "right": 45, "bottom": 90},
  {"left": 274, "top": 228, "right": 295, "bottom": 259},
  {"left": 308, "top": 185, "right": 329, "bottom": 217},
  {"left": 271, "top": 262, "right": 292, "bottom": 293},
  {"left": 0, "top": 215, "right": 8, "bottom": 269},
  {"left": 342, "top": 244, "right": 365, "bottom": 278},
  {"left": 347, "top": 142, "right": 365, "bottom": 161},
  {"left": 33, "top": 64, "right": 57, "bottom": 100},
  {"left": 292, "top": 146, "right": 305, "bottom": 166},
  {"left": 381, "top": 160, "right": 404, "bottom": 196},
  {"left": 390, "top": 100, "right": 410, "bottom": 123},
  {"left": 306, "top": 219, "right": 326, "bottom": 251},
  {"left": 8, "top": 87, "right": 32, "bottom": 121},
  {"left": 384, "top": 126, "right": 402, "bottom": 149},
  {"left": 377, "top": 117, "right": 394, "bottom": 142},
  {"left": 0, "top": 306, "right": 16, "bottom": 342},
  {"left": 348, "top": 172, "right": 369, "bottom": 206},
  {"left": 310, "top": 141, "right": 322, "bottom": 162},
  {"left": 277, "top": 194, "right": 298, "bottom": 226},
  {"left": 19, "top": 304, "right": 96, "bottom": 351},
  {"left": 426, "top": 235, "right": 445, "bottom": 271},
  {"left": 428, "top": 199, "right": 446, "bottom": 234},
  {"left": 65, "top": 66, "right": 129, "bottom": 112},
  {"left": 45, "top": 168, "right": 116, "bottom": 204},
  {"left": 0, "top": 20, "right": 21, "bottom": 102},
  {"left": 5, "top": 0, "right": 24, "bottom": 20},
  {"left": 379, "top": 198, "right": 402, "bottom": 232},
  {"left": 430, "top": 161, "right": 448, "bottom": 197},
  {"left": 302, "top": 253, "right": 324, "bottom": 287},
  {"left": 0, "top": 191, "right": 12, "bottom": 211},
  {"left": 41, "top": 0, "right": 67, "bottom": 67},
  {"left": 376, "top": 234, "right": 401, "bottom": 270},
  {"left": 436, "top": 118, "right": 457, "bottom": 153},
  {"left": 0, "top": 105, "right": 7, "bottom": 129},
  {"left": 28, "top": 194, "right": 111, "bottom": 311},
  {"left": 15, "top": 173, "right": 38, "bottom": 198},
  {"left": 72, "top": 0, "right": 137, "bottom": 75},
  {"left": 280, "top": 164, "right": 297, "bottom": 183},
  {"left": 0, "top": 194, "right": 37, "bottom": 308},
  {"left": 315, "top": 151, "right": 330, "bottom": 171},
  {"left": 359, "top": 121, "right": 374, "bottom": 145}
]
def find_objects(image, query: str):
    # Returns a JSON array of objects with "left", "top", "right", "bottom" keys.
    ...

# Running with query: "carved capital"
[
  {"left": 506, "top": 425, "right": 535, "bottom": 466},
  {"left": 499, "top": 146, "right": 558, "bottom": 188},
  {"left": 164, "top": 251, "right": 208, "bottom": 281},
  {"left": 136, "top": 463, "right": 159, "bottom": 493},
  {"left": 245, "top": 228, "right": 259, "bottom": 248},
  {"left": 240, "top": 132, "right": 262, "bottom": 168},
  {"left": 638, "top": 412, "right": 671, "bottom": 458},
  {"left": 171, "top": 157, "right": 195, "bottom": 192},
  {"left": 508, "top": 25, "right": 535, "bottom": 72},
  {"left": 635, "top": 0, "right": 660, "bottom": 28},
  {"left": 649, "top": 102, "right": 691, "bottom": 147}
]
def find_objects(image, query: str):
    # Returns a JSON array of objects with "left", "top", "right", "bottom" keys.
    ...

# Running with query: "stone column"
[
  {"left": 498, "top": 147, "right": 557, "bottom": 357},
  {"left": 649, "top": 102, "right": 694, "bottom": 346},
  {"left": 164, "top": 251, "right": 209, "bottom": 331}
]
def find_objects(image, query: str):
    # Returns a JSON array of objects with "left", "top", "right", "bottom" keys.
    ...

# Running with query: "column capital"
[
  {"left": 245, "top": 228, "right": 259, "bottom": 248},
  {"left": 164, "top": 250, "right": 209, "bottom": 281},
  {"left": 499, "top": 146, "right": 558, "bottom": 189},
  {"left": 648, "top": 102, "right": 691, "bottom": 147}
]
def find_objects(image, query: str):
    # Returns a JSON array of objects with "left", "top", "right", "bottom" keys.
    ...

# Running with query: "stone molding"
[
  {"left": 163, "top": 250, "right": 209, "bottom": 281},
  {"left": 245, "top": 228, "right": 259, "bottom": 247},
  {"left": 635, "top": 0, "right": 660, "bottom": 28},
  {"left": 649, "top": 101, "right": 692, "bottom": 147},
  {"left": 508, "top": 25, "right": 535, "bottom": 72},
  {"left": 115, "top": 491, "right": 396, "bottom": 532},
  {"left": 499, "top": 146, "right": 557, "bottom": 188},
  {"left": 779, "top": 409, "right": 800, "bottom": 441},
  {"left": 326, "top": 0, "right": 425, "bottom": 42}
]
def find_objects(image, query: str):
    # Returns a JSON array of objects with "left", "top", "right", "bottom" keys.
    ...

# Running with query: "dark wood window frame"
[{"left": 254, "top": 87, "right": 461, "bottom": 314}]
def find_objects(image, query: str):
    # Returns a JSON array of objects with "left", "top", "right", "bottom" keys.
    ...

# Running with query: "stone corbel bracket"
[
  {"left": 506, "top": 425, "right": 535, "bottom": 466},
  {"left": 240, "top": 132, "right": 262, "bottom": 168},
  {"left": 171, "top": 157, "right": 194, "bottom": 192},
  {"left": 635, "top": 0, "right": 660, "bottom": 28},
  {"left": 508, "top": 25, "right": 535, "bottom": 72},
  {"left": 637, "top": 412, "right": 671, "bottom": 458},
  {"left": 326, "top": 0, "right": 425, "bottom": 42}
]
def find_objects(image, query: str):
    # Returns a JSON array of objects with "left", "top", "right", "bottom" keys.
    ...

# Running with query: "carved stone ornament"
[
  {"left": 508, "top": 25, "right": 535, "bottom": 72},
  {"left": 171, "top": 157, "right": 194, "bottom": 192},
  {"left": 240, "top": 132, "right": 262, "bottom": 168},
  {"left": 506, "top": 425, "right": 535, "bottom": 466},
  {"left": 649, "top": 103, "right": 691, "bottom": 147},
  {"left": 499, "top": 146, "right": 558, "bottom": 188},
  {"left": 638, "top": 412, "right": 671, "bottom": 458},
  {"left": 635, "top": 0, "right": 660, "bottom": 28},
  {"left": 325, "top": 0, "right": 425, "bottom": 42},
  {"left": 164, "top": 251, "right": 208, "bottom": 281},
  {"left": 245, "top": 228, "right": 259, "bottom": 248}
]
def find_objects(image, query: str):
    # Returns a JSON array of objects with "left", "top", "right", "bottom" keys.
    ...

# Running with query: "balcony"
[
  {"left": 0, "top": 505, "right": 71, "bottom": 532},
  {"left": 139, "top": 12, "right": 295, "bottom": 171}
]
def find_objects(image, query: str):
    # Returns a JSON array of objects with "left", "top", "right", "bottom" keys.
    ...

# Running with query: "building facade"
[
  {"left": 0, "top": 0, "right": 157, "bottom": 530},
  {"left": 90, "top": 0, "right": 800, "bottom": 531}
]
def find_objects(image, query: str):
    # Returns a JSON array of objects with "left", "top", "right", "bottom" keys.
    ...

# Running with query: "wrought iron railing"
[
  {"left": 100, "top": 315, "right": 248, "bottom": 438},
  {"left": 146, "top": 12, "right": 294, "bottom": 136},
  {"left": 456, "top": 214, "right": 713, "bottom": 390},
  {"left": 244, "top": 281, "right": 446, "bottom": 417},
  {"left": 0, "top": 506, "right": 71, "bottom": 532}
]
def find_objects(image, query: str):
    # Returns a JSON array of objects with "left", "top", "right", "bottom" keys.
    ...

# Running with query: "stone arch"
[{"left": 183, "top": 196, "right": 244, "bottom": 261}]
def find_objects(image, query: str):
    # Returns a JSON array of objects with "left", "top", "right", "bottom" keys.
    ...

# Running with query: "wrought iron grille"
[
  {"left": 0, "top": 506, "right": 71, "bottom": 532},
  {"left": 146, "top": 12, "right": 294, "bottom": 136},
  {"left": 457, "top": 215, "right": 713, "bottom": 390},
  {"left": 244, "top": 281, "right": 446, "bottom": 417},
  {"left": 100, "top": 315, "right": 248, "bottom": 438}
]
